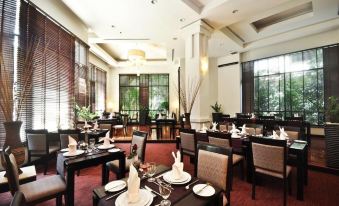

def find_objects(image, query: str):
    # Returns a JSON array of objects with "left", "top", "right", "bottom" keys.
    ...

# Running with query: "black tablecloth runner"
[{"left": 95, "top": 165, "right": 219, "bottom": 206}]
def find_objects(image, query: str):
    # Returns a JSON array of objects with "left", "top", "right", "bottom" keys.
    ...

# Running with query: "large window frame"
[
  {"left": 119, "top": 74, "right": 169, "bottom": 121},
  {"left": 250, "top": 48, "right": 324, "bottom": 125}
]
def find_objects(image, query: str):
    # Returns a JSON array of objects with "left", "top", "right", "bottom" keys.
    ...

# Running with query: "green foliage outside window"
[{"left": 253, "top": 48, "right": 324, "bottom": 125}]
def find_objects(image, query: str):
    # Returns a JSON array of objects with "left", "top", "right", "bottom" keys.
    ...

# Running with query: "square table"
[
  {"left": 93, "top": 165, "right": 222, "bottom": 206},
  {"left": 57, "top": 148, "right": 126, "bottom": 206}
]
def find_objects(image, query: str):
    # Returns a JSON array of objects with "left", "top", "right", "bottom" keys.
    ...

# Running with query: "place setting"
[
  {"left": 105, "top": 164, "right": 155, "bottom": 206},
  {"left": 97, "top": 131, "right": 115, "bottom": 150},
  {"left": 62, "top": 136, "right": 85, "bottom": 157}
]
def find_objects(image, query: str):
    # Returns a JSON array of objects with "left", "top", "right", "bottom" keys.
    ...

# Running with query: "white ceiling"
[{"left": 62, "top": 0, "right": 339, "bottom": 61}]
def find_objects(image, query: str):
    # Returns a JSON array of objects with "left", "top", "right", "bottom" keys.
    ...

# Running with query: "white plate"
[
  {"left": 163, "top": 171, "right": 191, "bottom": 184},
  {"left": 108, "top": 148, "right": 120, "bottom": 153},
  {"left": 105, "top": 180, "right": 126, "bottom": 192},
  {"left": 193, "top": 184, "right": 215, "bottom": 197},
  {"left": 115, "top": 189, "right": 153, "bottom": 206},
  {"left": 98, "top": 144, "right": 115, "bottom": 149},
  {"left": 60, "top": 148, "right": 68, "bottom": 152},
  {"left": 231, "top": 135, "right": 241, "bottom": 138},
  {"left": 63, "top": 150, "right": 84, "bottom": 157}
]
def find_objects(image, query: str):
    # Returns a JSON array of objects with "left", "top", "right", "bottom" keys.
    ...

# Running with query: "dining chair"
[
  {"left": 275, "top": 126, "right": 301, "bottom": 141},
  {"left": 58, "top": 129, "right": 81, "bottom": 149},
  {"left": 207, "top": 131, "right": 245, "bottom": 185},
  {"left": 105, "top": 130, "right": 148, "bottom": 179},
  {"left": 10, "top": 191, "right": 26, "bottom": 206},
  {"left": 245, "top": 124, "right": 263, "bottom": 136},
  {"left": 196, "top": 142, "right": 232, "bottom": 206},
  {"left": 113, "top": 114, "right": 128, "bottom": 137},
  {"left": 179, "top": 128, "right": 197, "bottom": 176},
  {"left": 250, "top": 136, "right": 292, "bottom": 206},
  {"left": 98, "top": 122, "right": 114, "bottom": 137},
  {"left": 26, "top": 129, "right": 59, "bottom": 175},
  {"left": 4, "top": 147, "right": 66, "bottom": 206}
]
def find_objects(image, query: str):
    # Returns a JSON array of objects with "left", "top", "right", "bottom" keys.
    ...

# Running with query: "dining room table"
[
  {"left": 92, "top": 165, "right": 222, "bottom": 206},
  {"left": 182, "top": 130, "right": 308, "bottom": 201},
  {"left": 56, "top": 145, "right": 126, "bottom": 206},
  {"left": 155, "top": 118, "right": 176, "bottom": 139}
]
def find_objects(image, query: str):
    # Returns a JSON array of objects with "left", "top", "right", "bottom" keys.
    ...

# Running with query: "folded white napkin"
[
  {"left": 127, "top": 164, "right": 140, "bottom": 203},
  {"left": 230, "top": 123, "right": 240, "bottom": 133},
  {"left": 68, "top": 136, "right": 77, "bottom": 154},
  {"left": 279, "top": 127, "right": 288, "bottom": 140},
  {"left": 99, "top": 131, "right": 114, "bottom": 146},
  {"left": 211, "top": 122, "right": 218, "bottom": 131},
  {"left": 272, "top": 130, "right": 279, "bottom": 139},
  {"left": 240, "top": 124, "right": 247, "bottom": 135},
  {"left": 251, "top": 113, "right": 256, "bottom": 119},
  {"left": 93, "top": 121, "right": 98, "bottom": 130},
  {"left": 172, "top": 151, "right": 184, "bottom": 180},
  {"left": 231, "top": 133, "right": 240, "bottom": 138}
]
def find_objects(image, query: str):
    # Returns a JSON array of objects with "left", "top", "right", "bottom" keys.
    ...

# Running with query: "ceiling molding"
[
  {"left": 220, "top": 27, "right": 244, "bottom": 48},
  {"left": 181, "top": 0, "right": 202, "bottom": 14}
]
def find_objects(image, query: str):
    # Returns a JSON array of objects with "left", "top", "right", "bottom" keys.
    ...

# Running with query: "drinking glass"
[
  {"left": 147, "top": 162, "right": 157, "bottom": 182},
  {"left": 159, "top": 183, "right": 171, "bottom": 206},
  {"left": 88, "top": 138, "right": 96, "bottom": 154}
]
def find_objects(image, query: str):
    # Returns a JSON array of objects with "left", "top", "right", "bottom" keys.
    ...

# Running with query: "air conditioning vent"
[{"left": 252, "top": 2, "right": 313, "bottom": 31}]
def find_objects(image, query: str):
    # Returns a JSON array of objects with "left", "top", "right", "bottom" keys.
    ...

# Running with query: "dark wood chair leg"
[
  {"left": 283, "top": 178, "right": 287, "bottom": 206},
  {"left": 56, "top": 194, "right": 62, "bottom": 206},
  {"left": 44, "top": 156, "right": 48, "bottom": 175},
  {"left": 240, "top": 160, "right": 245, "bottom": 180},
  {"left": 77, "top": 170, "right": 80, "bottom": 176},
  {"left": 288, "top": 175, "right": 292, "bottom": 195},
  {"left": 252, "top": 171, "right": 256, "bottom": 200}
]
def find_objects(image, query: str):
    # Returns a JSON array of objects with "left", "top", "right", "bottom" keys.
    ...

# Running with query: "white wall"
[
  {"left": 31, "top": 0, "right": 88, "bottom": 43},
  {"left": 241, "top": 28, "right": 339, "bottom": 62},
  {"left": 110, "top": 63, "right": 179, "bottom": 115},
  {"left": 217, "top": 54, "right": 242, "bottom": 117}
]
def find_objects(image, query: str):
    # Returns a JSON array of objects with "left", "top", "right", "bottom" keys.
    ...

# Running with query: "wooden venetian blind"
[
  {"left": 19, "top": 2, "right": 75, "bottom": 132},
  {"left": 88, "top": 63, "right": 106, "bottom": 113},
  {"left": 241, "top": 61, "right": 254, "bottom": 114},
  {"left": 0, "top": 0, "right": 18, "bottom": 146},
  {"left": 74, "top": 40, "right": 88, "bottom": 107}
]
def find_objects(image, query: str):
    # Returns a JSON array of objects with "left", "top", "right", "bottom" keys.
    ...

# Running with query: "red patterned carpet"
[{"left": 1, "top": 143, "right": 338, "bottom": 206}]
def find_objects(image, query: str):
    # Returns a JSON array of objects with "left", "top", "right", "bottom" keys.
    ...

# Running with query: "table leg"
[
  {"left": 66, "top": 169, "right": 75, "bottom": 206},
  {"left": 102, "top": 163, "right": 108, "bottom": 185},
  {"left": 119, "top": 155, "right": 126, "bottom": 178},
  {"left": 304, "top": 146, "right": 308, "bottom": 185},
  {"left": 297, "top": 151, "right": 304, "bottom": 201}
]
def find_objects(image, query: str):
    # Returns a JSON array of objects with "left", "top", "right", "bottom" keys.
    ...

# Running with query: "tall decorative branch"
[
  {"left": 176, "top": 76, "right": 203, "bottom": 114},
  {"left": 0, "top": 21, "right": 41, "bottom": 121}
]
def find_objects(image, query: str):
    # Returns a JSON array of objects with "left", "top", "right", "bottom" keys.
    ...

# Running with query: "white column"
[{"left": 181, "top": 20, "right": 213, "bottom": 129}]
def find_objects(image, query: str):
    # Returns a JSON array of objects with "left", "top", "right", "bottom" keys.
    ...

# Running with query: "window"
[
  {"left": 89, "top": 63, "right": 106, "bottom": 113},
  {"left": 119, "top": 74, "right": 169, "bottom": 120},
  {"left": 248, "top": 48, "right": 324, "bottom": 125},
  {"left": 74, "top": 40, "right": 88, "bottom": 107},
  {"left": 18, "top": 2, "right": 75, "bottom": 132}
]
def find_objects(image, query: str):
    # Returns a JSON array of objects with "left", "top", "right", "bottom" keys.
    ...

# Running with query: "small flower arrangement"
[{"left": 128, "top": 144, "right": 138, "bottom": 159}]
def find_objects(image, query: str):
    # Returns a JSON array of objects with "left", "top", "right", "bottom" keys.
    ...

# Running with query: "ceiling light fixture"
[
  {"left": 179, "top": 18, "right": 185, "bottom": 22},
  {"left": 151, "top": 0, "right": 157, "bottom": 4},
  {"left": 232, "top": 9, "right": 239, "bottom": 14},
  {"left": 111, "top": 25, "right": 115, "bottom": 28},
  {"left": 128, "top": 49, "right": 146, "bottom": 67}
]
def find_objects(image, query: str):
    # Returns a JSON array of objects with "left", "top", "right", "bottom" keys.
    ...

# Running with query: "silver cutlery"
[
  {"left": 155, "top": 173, "right": 165, "bottom": 178},
  {"left": 196, "top": 183, "right": 210, "bottom": 194},
  {"left": 156, "top": 178, "right": 174, "bottom": 190},
  {"left": 185, "top": 179, "right": 200, "bottom": 190},
  {"left": 105, "top": 189, "right": 126, "bottom": 200},
  {"left": 144, "top": 186, "right": 161, "bottom": 196},
  {"left": 105, "top": 183, "right": 125, "bottom": 191}
]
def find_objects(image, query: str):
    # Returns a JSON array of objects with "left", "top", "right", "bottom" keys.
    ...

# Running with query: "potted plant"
[
  {"left": 75, "top": 104, "right": 97, "bottom": 121},
  {"left": 324, "top": 96, "right": 339, "bottom": 169},
  {"left": 176, "top": 77, "right": 203, "bottom": 128},
  {"left": 0, "top": 29, "right": 41, "bottom": 170},
  {"left": 211, "top": 101, "right": 222, "bottom": 123}
]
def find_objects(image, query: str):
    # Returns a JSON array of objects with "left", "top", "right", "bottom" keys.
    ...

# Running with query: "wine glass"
[
  {"left": 88, "top": 138, "right": 95, "bottom": 154},
  {"left": 159, "top": 183, "right": 171, "bottom": 206},
  {"left": 147, "top": 162, "right": 157, "bottom": 182}
]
